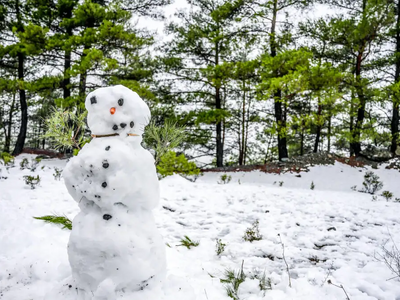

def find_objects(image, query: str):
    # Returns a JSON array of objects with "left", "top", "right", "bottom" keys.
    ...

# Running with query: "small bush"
[
  {"left": 0, "top": 152, "right": 14, "bottom": 166},
  {"left": 219, "top": 174, "right": 232, "bottom": 184},
  {"left": 243, "top": 220, "right": 262, "bottom": 242},
  {"left": 216, "top": 239, "right": 226, "bottom": 256},
  {"left": 34, "top": 215, "right": 72, "bottom": 230},
  {"left": 310, "top": 181, "right": 315, "bottom": 190},
  {"left": 381, "top": 191, "right": 393, "bottom": 202},
  {"left": 220, "top": 261, "right": 246, "bottom": 300},
  {"left": 395, "top": 198, "right": 400, "bottom": 203},
  {"left": 20, "top": 158, "right": 29, "bottom": 170},
  {"left": 361, "top": 171, "right": 383, "bottom": 194},
  {"left": 351, "top": 185, "right": 357, "bottom": 191},
  {"left": 279, "top": 181, "right": 284, "bottom": 187},
  {"left": 177, "top": 236, "right": 199, "bottom": 249},
  {"left": 23, "top": 175, "right": 40, "bottom": 189},
  {"left": 53, "top": 168, "right": 62, "bottom": 181},
  {"left": 157, "top": 151, "right": 200, "bottom": 179}
]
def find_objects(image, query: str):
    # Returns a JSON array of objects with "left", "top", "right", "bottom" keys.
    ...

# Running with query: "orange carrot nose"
[{"left": 110, "top": 107, "right": 116, "bottom": 115}]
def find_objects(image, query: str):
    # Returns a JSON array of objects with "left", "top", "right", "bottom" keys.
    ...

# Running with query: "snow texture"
[
  {"left": 1, "top": 155, "right": 400, "bottom": 300},
  {"left": 59, "top": 86, "right": 168, "bottom": 299}
]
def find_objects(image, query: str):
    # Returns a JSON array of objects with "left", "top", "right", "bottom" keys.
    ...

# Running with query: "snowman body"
[{"left": 62, "top": 85, "right": 166, "bottom": 298}]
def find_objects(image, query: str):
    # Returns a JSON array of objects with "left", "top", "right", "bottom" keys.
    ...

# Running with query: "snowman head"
[{"left": 85, "top": 85, "right": 151, "bottom": 137}]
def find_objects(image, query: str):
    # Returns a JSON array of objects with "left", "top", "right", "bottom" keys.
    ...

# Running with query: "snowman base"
[{"left": 45, "top": 274, "right": 195, "bottom": 300}]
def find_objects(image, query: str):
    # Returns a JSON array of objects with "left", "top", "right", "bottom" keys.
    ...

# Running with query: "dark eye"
[
  {"left": 130, "top": 121, "right": 134, "bottom": 128},
  {"left": 90, "top": 96, "right": 97, "bottom": 104},
  {"left": 118, "top": 98, "right": 124, "bottom": 106}
]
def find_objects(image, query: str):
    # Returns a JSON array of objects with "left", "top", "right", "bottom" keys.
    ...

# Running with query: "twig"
[
  {"left": 320, "top": 261, "right": 334, "bottom": 287},
  {"left": 328, "top": 280, "right": 350, "bottom": 300},
  {"left": 278, "top": 234, "right": 292, "bottom": 288},
  {"left": 204, "top": 289, "right": 209, "bottom": 299}
]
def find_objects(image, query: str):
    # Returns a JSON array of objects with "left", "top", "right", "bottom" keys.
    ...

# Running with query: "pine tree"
[{"left": 163, "top": 0, "right": 247, "bottom": 167}]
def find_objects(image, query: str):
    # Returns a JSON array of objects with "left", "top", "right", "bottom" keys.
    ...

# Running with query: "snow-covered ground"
[{"left": 1, "top": 154, "right": 400, "bottom": 300}]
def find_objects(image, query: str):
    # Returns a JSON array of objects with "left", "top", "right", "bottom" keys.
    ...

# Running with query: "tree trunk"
[
  {"left": 351, "top": 53, "right": 365, "bottom": 156},
  {"left": 62, "top": 4, "right": 74, "bottom": 101},
  {"left": 215, "top": 41, "right": 223, "bottom": 167},
  {"left": 327, "top": 113, "right": 332, "bottom": 153},
  {"left": 12, "top": 0, "right": 27, "bottom": 156},
  {"left": 313, "top": 99, "right": 322, "bottom": 153},
  {"left": 271, "top": 0, "right": 288, "bottom": 161},
  {"left": 4, "top": 93, "right": 16, "bottom": 153},
  {"left": 239, "top": 79, "right": 246, "bottom": 165},
  {"left": 391, "top": 0, "right": 400, "bottom": 155}
]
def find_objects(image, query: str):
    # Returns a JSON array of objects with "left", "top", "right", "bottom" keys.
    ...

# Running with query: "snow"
[{"left": 1, "top": 155, "right": 400, "bottom": 300}]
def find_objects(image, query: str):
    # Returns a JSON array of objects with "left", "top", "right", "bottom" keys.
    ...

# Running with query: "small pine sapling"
[
  {"left": 177, "top": 236, "right": 199, "bottom": 249},
  {"left": 361, "top": 171, "right": 383, "bottom": 194},
  {"left": 20, "top": 158, "right": 29, "bottom": 170},
  {"left": 381, "top": 191, "right": 393, "bottom": 202},
  {"left": 219, "top": 174, "right": 232, "bottom": 184},
  {"left": 243, "top": 220, "right": 262, "bottom": 242},
  {"left": 279, "top": 181, "right": 284, "bottom": 187},
  {"left": 216, "top": 239, "right": 226, "bottom": 256},
  {"left": 220, "top": 261, "right": 246, "bottom": 300},
  {"left": 249, "top": 271, "right": 272, "bottom": 295},
  {"left": 310, "top": 181, "right": 315, "bottom": 190},
  {"left": 23, "top": 175, "right": 40, "bottom": 189},
  {"left": 351, "top": 185, "right": 357, "bottom": 191},
  {"left": 53, "top": 168, "right": 62, "bottom": 181}
]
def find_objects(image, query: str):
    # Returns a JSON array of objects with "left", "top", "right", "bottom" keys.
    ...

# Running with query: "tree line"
[{"left": 0, "top": 0, "right": 399, "bottom": 167}]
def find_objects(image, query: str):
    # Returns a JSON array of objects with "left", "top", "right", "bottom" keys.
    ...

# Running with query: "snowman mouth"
[{"left": 91, "top": 133, "right": 139, "bottom": 138}]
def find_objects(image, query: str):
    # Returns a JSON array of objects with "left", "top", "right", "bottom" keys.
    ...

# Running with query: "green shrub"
[
  {"left": 361, "top": 171, "right": 383, "bottom": 194},
  {"left": 218, "top": 174, "right": 232, "bottom": 184},
  {"left": 23, "top": 175, "right": 40, "bottom": 189},
  {"left": 0, "top": 152, "right": 14, "bottom": 166},
  {"left": 144, "top": 121, "right": 185, "bottom": 165},
  {"left": 53, "top": 168, "right": 62, "bottom": 180},
  {"left": 220, "top": 261, "right": 246, "bottom": 300},
  {"left": 243, "top": 220, "right": 262, "bottom": 242},
  {"left": 216, "top": 239, "right": 226, "bottom": 256},
  {"left": 310, "top": 181, "right": 315, "bottom": 190},
  {"left": 381, "top": 191, "right": 393, "bottom": 202},
  {"left": 20, "top": 158, "right": 29, "bottom": 170},
  {"left": 157, "top": 151, "right": 200, "bottom": 178},
  {"left": 34, "top": 215, "right": 72, "bottom": 230}
]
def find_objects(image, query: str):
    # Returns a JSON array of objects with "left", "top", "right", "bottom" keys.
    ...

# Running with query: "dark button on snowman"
[{"left": 63, "top": 85, "right": 166, "bottom": 299}]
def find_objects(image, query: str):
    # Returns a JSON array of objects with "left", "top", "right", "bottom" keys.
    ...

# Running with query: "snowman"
[{"left": 61, "top": 85, "right": 166, "bottom": 299}]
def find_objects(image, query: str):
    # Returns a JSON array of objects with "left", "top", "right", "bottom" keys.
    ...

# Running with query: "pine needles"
[{"left": 34, "top": 214, "right": 72, "bottom": 230}]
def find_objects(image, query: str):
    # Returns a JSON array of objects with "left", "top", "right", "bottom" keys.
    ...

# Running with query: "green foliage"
[
  {"left": 279, "top": 181, "right": 284, "bottom": 187},
  {"left": 249, "top": 271, "right": 272, "bottom": 294},
  {"left": 310, "top": 181, "right": 315, "bottom": 190},
  {"left": 33, "top": 215, "right": 72, "bottom": 230},
  {"left": 218, "top": 174, "right": 232, "bottom": 184},
  {"left": 156, "top": 151, "right": 200, "bottom": 178},
  {"left": 243, "top": 220, "right": 262, "bottom": 242},
  {"left": 177, "top": 236, "right": 199, "bottom": 249},
  {"left": 144, "top": 121, "right": 186, "bottom": 165},
  {"left": 381, "top": 191, "right": 394, "bottom": 202},
  {"left": 220, "top": 261, "right": 246, "bottom": 300},
  {"left": 20, "top": 158, "right": 29, "bottom": 170},
  {"left": 0, "top": 152, "right": 14, "bottom": 165},
  {"left": 361, "top": 171, "right": 383, "bottom": 195},
  {"left": 43, "top": 108, "right": 87, "bottom": 151},
  {"left": 216, "top": 239, "right": 226, "bottom": 256},
  {"left": 53, "top": 168, "right": 62, "bottom": 181},
  {"left": 23, "top": 175, "right": 40, "bottom": 189}
]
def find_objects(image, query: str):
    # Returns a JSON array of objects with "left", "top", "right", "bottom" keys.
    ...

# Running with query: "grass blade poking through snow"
[{"left": 34, "top": 214, "right": 72, "bottom": 230}]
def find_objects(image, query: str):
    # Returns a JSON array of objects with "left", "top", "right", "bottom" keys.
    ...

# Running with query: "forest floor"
[{"left": 1, "top": 154, "right": 400, "bottom": 300}]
